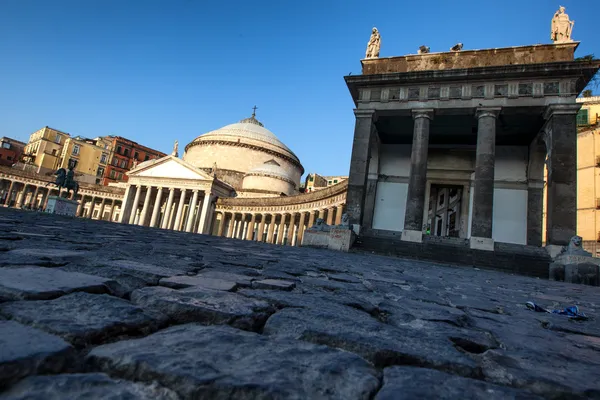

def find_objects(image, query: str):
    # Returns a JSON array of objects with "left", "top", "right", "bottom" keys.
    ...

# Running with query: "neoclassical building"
[{"left": 114, "top": 113, "right": 346, "bottom": 245}]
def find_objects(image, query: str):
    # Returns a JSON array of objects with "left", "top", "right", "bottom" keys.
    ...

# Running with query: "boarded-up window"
[{"left": 577, "top": 109, "right": 589, "bottom": 126}]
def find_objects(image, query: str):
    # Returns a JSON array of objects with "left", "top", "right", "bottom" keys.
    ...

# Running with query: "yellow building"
[
  {"left": 304, "top": 173, "right": 347, "bottom": 192},
  {"left": 22, "top": 127, "right": 71, "bottom": 174},
  {"left": 57, "top": 136, "right": 113, "bottom": 185}
]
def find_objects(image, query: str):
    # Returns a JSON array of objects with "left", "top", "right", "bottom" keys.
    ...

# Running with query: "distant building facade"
[
  {"left": 57, "top": 136, "right": 113, "bottom": 185},
  {"left": 102, "top": 136, "right": 166, "bottom": 186},
  {"left": 22, "top": 127, "right": 70, "bottom": 174},
  {"left": 305, "top": 173, "right": 347, "bottom": 192},
  {"left": 0, "top": 137, "right": 26, "bottom": 167}
]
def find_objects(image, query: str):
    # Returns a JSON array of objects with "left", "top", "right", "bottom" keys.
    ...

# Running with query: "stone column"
[
  {"left": 326, "top": 207, "right": 335, "bottom": 225},
  {"left": 16, "top": 184, "right": 29, "bottom": 208},
  {"left": 128, "top": 186, "right": 142, "bottom": 224},
  {"left": 296, "top": 212, "right": 307, "bottom": 246},
  {"left": 4, "top": 180, "right": 14, "bottom": 206},
  {"left": 98, "top": 198, "right": 107, "bottom": 221},
  {"left": 227, "top": 213, "right": 236, "bottom": 238},
  {"left": 185, "top": 190, "right": 200, "bottom": 232},
  {"left": 335, "top": 205, "right": 344, "bottom": 225},
  {"left": 118, "top": 185, "right": 133, "bottom": 223},
  {"left": 173, "top": 189, "right": 187, "bottom": 231},
  {"left": 307, "top": 210, "right": 316, "bottom": 228},
  {"left": 346, "top": 109, "right": 377, "bottom": 229},
  {"left": 139, "top": 187, "right": 153, "bottom": 226},
  {"left": 267, "top": 215, "right": 276, "bottom": 243},
  {"left": 469, "top": 107, "right": 500, "bottom": 251},
  {"left": 544, "top": 104, "right": 580, "bottom": 247},
  {"left": 527, "top": 181, "right": 544, "bottom": 247},
  {"left": 246, "top": 214, "right": 256, "bottom": 240},
  {"left": 216, "top": 212, "right": 225, "bottom": 236},
  {"left": 286, "top": 213, "right": 295, "bottom": 245},
  {"left": 150, "top": 187, "right": 164, "bottom": 228},
  {"left": 30, "top": 186, "right": 40, "bottom": 208},
  {"left": 109, "top": 200, "right": 117, "bottom": 222},
  {"left": 277, "top": 216, "right": 286, "bottom": 245},
  {"left": 76, "top": 196, "right": 85, "bottom": 216},
  {"left": 161, "top": 188, "right": 176, "bottom": 229},
  {"left": 44, "top": 190, "right": 55, "bottom": 209},
  {"left": 198, "top": 193, "right": 213, "bottom": 234},
  {"left": 256, "top": 214, "right": 266, "bottom": 242},
  {"left": 88, "top": 197, "right": 98, "bottom": 219},
  {"left": 401, "top": 109, "right": 433, "bottom": 243}
]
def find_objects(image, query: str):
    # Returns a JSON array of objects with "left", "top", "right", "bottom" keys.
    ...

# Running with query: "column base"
[
  {"left": 401, "top": 229, "right": 423, "bottom": 243},
  {"left": 469, "top": 236, "right": 494, "bottom": 251}
]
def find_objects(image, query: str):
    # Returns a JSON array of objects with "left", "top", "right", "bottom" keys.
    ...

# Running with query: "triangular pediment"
[{"left": 129, "top": 156, "right": 213, "bottom": 181}]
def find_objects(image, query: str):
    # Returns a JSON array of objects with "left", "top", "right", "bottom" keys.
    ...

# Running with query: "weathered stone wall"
[{"left": 361, "top": 43, "right": 578, "bottom": 75}]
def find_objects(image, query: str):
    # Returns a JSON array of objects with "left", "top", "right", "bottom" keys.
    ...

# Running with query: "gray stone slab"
[
  {"left": 0, "top": 292, "right": 168, "bottom": 347},
  {"left": 131, "top": 286, "right": 273, "bottom": 331},
  {"left": 0, "top": 373, "right": 180, "bottom": 400},
  {"left": 0, "top": 267, "right": 113, "bottom": 301},
  {"left": 375, "top": 366, "right": 541, "bottom": 400},
  {"left": 87, "top": 324, "right": 380, "bottom": 399},
  {"left": 0, "top": 321, "right": 76, "bottom": 386},
  {"left": 196, "top": 270, "right": 254, "bottom": 287},
  {"left": 263, "top": 305, "right": 480, "bottom": 377},
  {"left": 252, "top": 279, "right": 296, "bottom": 291},
  {"left": 2, "top": 248, "right": 89, "bottom": 267},
  {"left": 159, "top": 275, "right": 238, "bottom": 291}
]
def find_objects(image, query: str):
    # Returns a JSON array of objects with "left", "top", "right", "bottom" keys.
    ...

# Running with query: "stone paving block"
[
  {"left": 0, "top": 267, "right": 113, "bottom": 301},
  {"left": 263, "top": 305, "right": 480, "bottom": 377},
  {"left": 0, "top": 292, "right": 168, "bottom": 347},
  {"left": 131, "top": 286, "right": 274, "bottom": 331},
  {"left": 0, "top": 321, "right": 76, "bottom": 386},
  {"left": 196, "top": 270, "right": 254, "bottom": 287},
  {"left": 0, "top": 373, "right": 180, "bottom": 400},
  {"left": 87, "top": 324, "right": 380, "bottom": 399},
  {"left": 252, "top": 279, "right": 296, "bottom": 291},
  {"left": 2, "top": 248, "right": 89, "bottom": 267},
  {"left": 159, "top": 275, "right": 237, "bottom": 291},
  {"left": 375, "top": 366, "right": 541, "bottom": 400}
]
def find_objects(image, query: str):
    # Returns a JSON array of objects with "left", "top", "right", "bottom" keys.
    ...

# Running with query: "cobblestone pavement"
[{"left": 1, "top": 208, "right": 600, "bottom": 399}]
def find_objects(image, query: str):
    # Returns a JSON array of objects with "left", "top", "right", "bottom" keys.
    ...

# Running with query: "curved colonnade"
[
  {"left": 0, "top": 166, "right": 124, "bottom": 221},
  {"left": 213, "top": 181, "right": 347, "bottom": 246}
]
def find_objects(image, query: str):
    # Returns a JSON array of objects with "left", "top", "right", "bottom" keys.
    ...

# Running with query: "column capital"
[
  {"left": 411, "top": 109, "right": 434, "bottom": 120},
  {"left": 353, "top": 108, "right": 377, "bottom": 120},
  {"left": 475, "top": 107, "right": 501, "bottom": 119},
  {"left": 543, "top": 103, "right": 581, "bottom": 120}
]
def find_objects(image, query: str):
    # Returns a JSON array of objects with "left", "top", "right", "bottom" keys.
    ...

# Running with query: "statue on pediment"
[
  {"left": 172, "top": 140, "right": 179, "bottom": 157},
  {"left": 365, "top": 28, "right": 380, "bottom": 59},
  {"left": 551, "top": 6, "right": 574, "bottom": 43}
]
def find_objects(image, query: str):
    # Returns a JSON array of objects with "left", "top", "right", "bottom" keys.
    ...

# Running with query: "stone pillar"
[
  {"left": 346, "top": 109, "right": 377, "bottom": 229},
  {"left": 198, "top": 193, "right": 213, "bottom": 234},
  {"left": 44, "top": 190, "right": 55, "bottom": 209},
  {"left": 326, "top": 207, "right": 335, "bottom": 225},
  {"left": 109, "top": 200, "right": 117, "bottom": 222},
  {"left": 286, "top": 213, "right": 295, "bottom": 246},
  {"left": 173, "top": 189, "right": 187, "bottom": 231},
  {"left": 277, "top": 216, "right": 287, "bottom": 245},
  {"left": 267, "top": 215, "right": 276, "bottom": 243},
  {"left": 161, "top": 188, "right": 176, "bottom": 229},
  {"left": 226, "top": 213, "right": 236, "bottom": 238},
  {"left": 401, "top": 109, "right": 433, "bottom": 243},
  {"left": 139, "top": 187, "right": 153, "bottom": 226},
  {"left": 527, "top": 181, "right": 544, "bottom": 247},
  {"left": 246, "top": 214, "right": 256, "bottom": 240},
  {"left": 118, "top": 185, "right": 133, "bottom": 223},
  {"left": 469, "top": 107, "right": 500, "bottom": 251},
  {"left": 88, "top": 197, "right": 98, "bottom": 219},
  {"left": 4, "top": 180, "right": 14, "bottom": 206},
  {"left": 215, "top": 212, "right": 224, "bottom": 236},
  {"left": 30, "top": 186, "right": 40, "bottom": 208},
  {"left": 185, "top": 190, "right": 200, "bottom": 232},
  {"left": 128, "top": 186, "right": 142, "bottom": 224},
  {"left": 76, "top": 196, "right": 85, "bottom": 216},
  {"left": 544, "top": 104, "right": 580, "bottom": 247},
  {"left": 16, "top": 184, "right": 29, "bottom": 207},
  {"left": 296, "top": 212, "right": 307, "bottom": 246},
  {"left": 307, "top": 210, "right": 316, "bottom": 229},
  {"left": 335, "top": 205, "right": 344, "bottom": 225},
  {"left": 254, "top": 214, "right": 264, "bottom": 242},
  {"left": 150, "top": 187, "right": 164, "bottom": 228},
  {"left": 98, "top": 198, "right": 107, "bottom": 221}
]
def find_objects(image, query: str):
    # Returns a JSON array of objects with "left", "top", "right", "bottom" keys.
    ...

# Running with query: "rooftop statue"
[
  {"left": 365, "top": 28, "right": 380, "bottom": 59},
  {"left": 172, "top": 140, "right": 179, "bottom": 157},
  {"left": 551, "top": 6, "right": 574, "bottom": 43},
  {"left": 418, "top": 45, "right": 430, "bottom": 54}
]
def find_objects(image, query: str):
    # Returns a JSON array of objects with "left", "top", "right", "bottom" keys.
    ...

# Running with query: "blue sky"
[{"left": 1, "top": 0, "right": 598, "bottom": 177}]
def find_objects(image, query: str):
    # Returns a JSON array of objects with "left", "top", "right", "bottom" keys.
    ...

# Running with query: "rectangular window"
[
  {"left": 116, "top": 145, "right": 122, "bottom": 154},
  {"left": 100, "top": 153, "right": 108, "bottom": 164},
  {"left": 54, "top": 135, "right": 61, "bottom": 144},
  {"left": 134, "top": 151, "right": 139, "bottom": 160},
  {"left": 123, "top": 149, "right": 130, "bottom": 157},
  {"left": 328, "top": 180, "right": 332, "bottom": 184},
  {"left": 334, "top": 179, "right": 338, "bottom": 183},
  {"left": 96, "top": 167, "right": 105, "bottom": 177},
  {"left": 309, "top": 176, "right": 314, "bottom": 182},
  {"left": 117, "top": 172, "right": 123, "bottom": 180},
  {"left": 577, "top": 109, "right": 589, "bottom": 126},
  {"left": 120, "top": 160, "right": 127, "bottom": 168},
  {"left": 2, "top": 142, "right": 10, "bottom": 149},
  {"left": 72, "top": 145, "right": 80, "bottom": 156},
  {"left": 144, "top": 155, "right": 150, "bottom": 161},
  {"left": 7, "top": 156, "right": 13, "bottom": 161},
  {"left": 110, "top": 170, "right": 116, "bottom": 179}
]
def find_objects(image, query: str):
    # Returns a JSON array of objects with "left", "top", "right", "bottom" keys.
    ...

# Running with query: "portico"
[
  {"left": 345, "top": 42, "right": 600, "bottom": 253},
  {"left": 119, "top": 155, "right": 234, "bottom": 234}
]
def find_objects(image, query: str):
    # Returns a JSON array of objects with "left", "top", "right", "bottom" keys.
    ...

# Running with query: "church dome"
[
  {"left": 242, "top": 160, "right": 296, "bottom": 196},
  {"left": 182, "top": 111, "right": 304, "bottom": 192}
]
